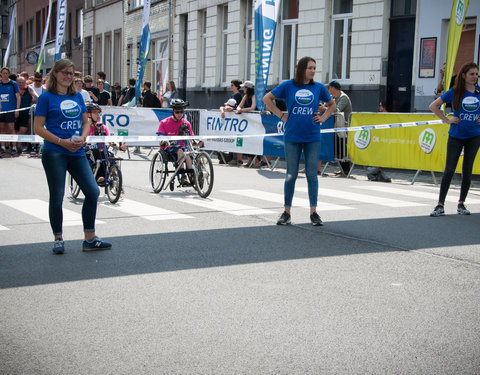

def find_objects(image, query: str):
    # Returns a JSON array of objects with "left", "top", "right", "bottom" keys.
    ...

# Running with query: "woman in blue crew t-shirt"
[
  {"left": 263, "top": 56, "right": 336, "bottom": 226},
  {"left": 429, "top": 61, "right": 480, "bottom": 217},
  {"left": 34, "top": 59, "right": 112, "bottom": 254}
]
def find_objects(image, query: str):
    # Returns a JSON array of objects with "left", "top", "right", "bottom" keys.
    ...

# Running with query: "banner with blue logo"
[
  {"left": 254, "top": 0, "right": 281, "bottom": 111},
  {"left": 135, "top": 0, "right": 152, "bottom": 103},
  {"left": 54, "top": 0, "right": 67, "bottom": 61}
]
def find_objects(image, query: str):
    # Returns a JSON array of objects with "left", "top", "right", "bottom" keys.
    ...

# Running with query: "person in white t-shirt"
[{"left": 74, "top": 78, "right": 91, "bottom": 104}]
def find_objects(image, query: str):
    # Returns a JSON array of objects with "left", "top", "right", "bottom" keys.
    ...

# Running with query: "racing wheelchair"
[
  {"left": 69, "top": 143, "right": 123, "bottom": 204},
  {"left": 149, "top": 124, "right": 214, "bottom": 198}
]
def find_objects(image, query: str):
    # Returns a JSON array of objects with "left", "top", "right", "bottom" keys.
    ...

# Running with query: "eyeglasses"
[
  {"left": 58, "top": 70, "right": 74, "bottom": 76},
  {"left": 173, "top": 110, "right": 184, "bottom": 114}
]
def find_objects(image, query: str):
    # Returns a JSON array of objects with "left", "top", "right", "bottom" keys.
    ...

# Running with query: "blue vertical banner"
[
  {"left": 36, "top": 0, "right": 53, "bottom": 72},
  {"left": 254, "top": 0, "right": 281, "bottom": 111},
  {"left": 135, "top": 0, "right": 152, "bottom": 102},
  {"left": 54, "top": 0, "right": 67, "bottom": 61},
  {"left": 3, "top": 6, "right": 16, "bottom": 67}
]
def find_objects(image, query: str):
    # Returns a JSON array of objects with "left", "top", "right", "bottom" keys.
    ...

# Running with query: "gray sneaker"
[
  {"left": 457, "top": 203, "right": 470, "bottom": 215},
  {"left": 277, "top": 211, "right": 291, "bottom": 225},
  {"left": 430, "top": 205, "right": 445, "bottom": 217}
]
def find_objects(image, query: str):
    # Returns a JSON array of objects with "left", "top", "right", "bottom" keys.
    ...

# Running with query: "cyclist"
[
  {"left": 85, "top": 103, "right": 112, "bottom": 184},
  {"left": 156, "top": 99, "right": 194, "bottom": 184}
]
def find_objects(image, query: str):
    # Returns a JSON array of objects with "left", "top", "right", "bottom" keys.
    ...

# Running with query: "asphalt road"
[{"left": 1, "top": 151, "right": 479, "bottom": 375}]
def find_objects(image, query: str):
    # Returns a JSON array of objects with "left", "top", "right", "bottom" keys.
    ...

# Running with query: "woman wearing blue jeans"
[
  {"left": 263, "top": 56, "right": 336, "bottom": 225},
  {"left": 34, "top": 59, "right": 112, "bottom": 254},
  {"left": 429, "top": 62, "right": 480, "bottom": 217}
]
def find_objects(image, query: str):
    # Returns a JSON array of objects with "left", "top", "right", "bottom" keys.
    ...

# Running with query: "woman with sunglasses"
[{"left": 34, "top": 59, "right": 112, "bottom": 254}]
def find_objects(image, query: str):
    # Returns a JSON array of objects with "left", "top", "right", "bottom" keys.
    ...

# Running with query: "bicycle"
[
  {"left": 69, "top": 144, "right": 123, "bottom": 204},
  {"left": 149, "top": 136, "right": 214, "bottom": 198}
]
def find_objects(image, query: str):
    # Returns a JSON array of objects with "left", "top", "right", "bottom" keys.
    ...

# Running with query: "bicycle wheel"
[
  {"left": 194, "top": 151, "right": 214, "bottom": 198},
  {"left": 150, "top": 150, "right": 168, "bottom": 193},
  {"left": 68, "top": 173, "right": 81, "bottom": 199},
  {"left": 106, "top": 164, "right": 123, "bottom": 204}
]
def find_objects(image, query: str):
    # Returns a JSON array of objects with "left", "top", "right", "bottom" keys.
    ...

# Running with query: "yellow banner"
[
  {"left": 445, "top": 0, "right": 469, "bottom": 92},
  {"left": 348, "top": 113, "right": 480, "bottom": 174}
]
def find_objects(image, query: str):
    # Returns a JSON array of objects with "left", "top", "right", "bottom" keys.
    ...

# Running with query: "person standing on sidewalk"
[
  {"left": 0, "top": 67, "right": 20, "bottom": 155},
  {"left": 429, "top": 62, "right": 480, "bottom": 217},
  {"left": 263, "top": 56, "right": 336, "bottom": 226},
  {"left": 34, "top": 58, "right": 112, "bottom": 254}
]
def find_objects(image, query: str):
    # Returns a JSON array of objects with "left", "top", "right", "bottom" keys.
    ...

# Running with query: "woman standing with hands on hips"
[
  {"left": 34, "top": 59, "right": 112, "bottom": 254},
  {"left": 429, "top": 62, "right": 480, "bottom": 217},
  {"left": 263, "top": 56, "right": 336, "bottom": 226}
]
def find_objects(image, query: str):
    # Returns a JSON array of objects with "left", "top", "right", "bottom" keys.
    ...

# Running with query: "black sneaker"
[
  {"left": 430, "top": 205, "right": 445, "bottom": 217},
  {"left": 277, "top": 211, "right": 291, "bottom": 225},
  {"left": 310, "top": 212, "right": 323, "bottom": 226},
  {"left": 457, "top": 203, "right": 470, "bottom": 215}
]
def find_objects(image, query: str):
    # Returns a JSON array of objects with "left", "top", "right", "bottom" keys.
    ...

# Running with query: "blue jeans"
[
  {"left": 284, "top": 141, "right": 322, "bottom": 207},
  {"left": 41, "top": 149, "right": 100, "bottom": 235}
]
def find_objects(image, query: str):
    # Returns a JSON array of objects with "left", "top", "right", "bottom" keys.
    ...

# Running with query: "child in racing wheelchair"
[
  {"left": 84, "top": 103, "right": 119, "bottom": 185},
  {"left": 156, "top": 99, "right": 195, "bottom": 186}
]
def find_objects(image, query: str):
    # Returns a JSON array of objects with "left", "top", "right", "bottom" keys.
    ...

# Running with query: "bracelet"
[
  {"left": 280, "top": 113, "right": 285, "bottom": 121},
  {"left": 57, "top": 138, "right": 61, "bottom": 144}
]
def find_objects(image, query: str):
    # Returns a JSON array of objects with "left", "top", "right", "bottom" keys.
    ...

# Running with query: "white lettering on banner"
[
  {"left": 292, "top": 106, "right": 314, "bottom": 115},
  {"left": 277, "top": 121, "right": 285, "bottom": 134},
  {"left": 261, "top": 30, "right": 274, "bottom": 80},
  {"left": 459, "top": 113, "right": 480, "bottom": 122},
  {"left": 60, "top": 120, "right": 82, "bottom": 130}
]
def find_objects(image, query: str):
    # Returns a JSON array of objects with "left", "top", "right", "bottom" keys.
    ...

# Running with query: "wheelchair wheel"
[
  {"left": 68, "top": 173, "right": 81, "bottom": 199},
  {"left": 193, "top": 151, "right": 214, "bottom": 198},
  {"left": 106, "top": 164, "right": 123, "bottom": 204},
  {"left": 150, "top": 150, "right": 168, "bottom": 193}
]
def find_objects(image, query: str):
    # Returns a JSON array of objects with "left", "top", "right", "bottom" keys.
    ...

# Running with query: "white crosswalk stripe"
[
  {"left": 355, "top": 185, "right": 480, "bottom": 204},
  {"left": 0, "top": 225, "right": 9, "bottom": 231},
  {"left": 166, "top": 194, "right": 276, "bottom": 215},
  {"left": 102, "top": 198, "right": 193, "bottom": 220},
  {"left": 223, "top": 189, "right": 353, "bottom": 211},
  {"left": 297, "top": 187, "right": 426, "bottom": 207},
  {"left": 0, "top": 199, "right": 105, "bottom": 226}
]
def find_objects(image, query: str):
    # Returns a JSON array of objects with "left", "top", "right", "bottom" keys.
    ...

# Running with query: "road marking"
[
  {"left": 297, "top": 187, "right": 426, "bottom": 207},
  {"left": 356, "top": 185, "right": 480, "bottom": 204},
  {"left": 0, "top": 225, "right": 9, "bottom": 231},
  {"left": 222, "top": 189, "right": 353, "bottom": 211},
  {"left": 103, "top": 199, "right": 192, "bottom": 220},
  {"left": 0, "top": 199, "right": 105, "bottom": 226},
  {"left": 167, "top": 195, "right": 275, "bottom": 215}
]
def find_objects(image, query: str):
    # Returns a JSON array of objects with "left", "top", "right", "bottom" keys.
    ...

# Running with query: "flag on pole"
[
  {"left": 36, "top": 0, "right": 53, "bottom": 72},
  {"left": 444, "top": 0, "right": 469, "bottom": 93},
  {"left": 3, "top": 6, "right": 16, "bottom": 68},
  {"left": 254, "top": 0, "right": 281, "bottom": 111},
  {"left": 54, "top": 0, "right": 67, "bottom": 61},
  {"left": 135, "top": 0, "right": 152, "bottom": 103}
]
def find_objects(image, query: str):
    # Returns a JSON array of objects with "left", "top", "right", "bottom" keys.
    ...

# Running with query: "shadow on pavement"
[{"left": 1, "top": 212, "right": 479, "bottom": 289}]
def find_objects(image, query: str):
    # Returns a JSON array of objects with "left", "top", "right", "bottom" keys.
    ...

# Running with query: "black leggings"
[{"left": 438, "top": 135, "right": 480, "bottom": 204}]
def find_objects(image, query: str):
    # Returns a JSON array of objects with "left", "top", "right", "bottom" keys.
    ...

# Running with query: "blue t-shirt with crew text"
[
  {"left": 441, "top": 87, "right": 480, "bottom": 139},
  {"left": 271, "top": 80, "right": 331, "bottom": 143},
  {"left": 34, "top": 91, "right": 87, "bottom": 155}
]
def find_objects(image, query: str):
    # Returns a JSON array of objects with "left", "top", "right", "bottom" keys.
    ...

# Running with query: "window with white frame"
[
  {"left": 244, "top": 0, "right": 253, "bottom": 81},
  {"left": 130, "top": 0, "right": 143, "bottom": 11},
  {"left": 151, "top": 38, "right": 168, "bottom": 95},
  {"left": 331, "top": 0, "right": 352, "bottom": 81},
  {"left": 200, "top": 10, "right": 207, "bottom": 87},
  {"left": 280, "top": 0, "right": 299, "bottom": 81},
  {"left": 220, "top": 5, "right": 228, "bottom": 85}
]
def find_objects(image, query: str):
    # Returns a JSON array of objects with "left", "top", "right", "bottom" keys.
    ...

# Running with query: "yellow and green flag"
[{"left": 444, "top": 0, "right": 469, "bottom": 92}]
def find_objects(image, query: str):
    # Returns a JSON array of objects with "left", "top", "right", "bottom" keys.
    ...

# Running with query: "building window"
[
  {"left": 244, "top": 0, "right": 253, "bottom": 80},
  {"left": 2, "top": 15, "right": 7, "bottom": 34},
  {"left": 152, "top": 38, "right": 168, "bottom": 95},
  {"left": 26, "top": 18, "right": 34, "bottom": 47},
  {"left": 36, "top": 11, "right": 41, "bottom": 44},
  {"left": 280, "top": 0, "right": 298, "bottom": 81},
  {"left": 200, "top": 10, "right": 207, "bottom": 87},
  {"left": 391, "top": 0, "right": 417, "bottom": 17},
  {"left": 17, "top": 25, "right": 23, "bottom": 52},
  {"left": 130, "top": 0, "right": 143, "bottom": 11},
  {"left": 331, "top": 0, "right": 352, "bottom": 80},
  {"left": 220, "top": 5, "right": 228, "bottom": 85}
]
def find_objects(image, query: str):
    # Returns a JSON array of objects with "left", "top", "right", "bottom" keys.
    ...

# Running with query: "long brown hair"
[
  {"left": 293, "top": 56, "right": 316, "bottom": 86},
  {"left": 452, "top": 62, "right": 479, "bottom": 110},
  {"left": 168, "top": 80, "right": 176, "bottom": 92},
  {"left": 47, "top": 59, "right": 76, "bottom": 95}
]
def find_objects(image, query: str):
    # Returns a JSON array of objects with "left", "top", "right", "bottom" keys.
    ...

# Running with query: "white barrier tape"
[
  {"left": 0, "top": 119, "right": 446, "bottom": 143},
  {"left": 0, "top": 105, "right": 34, "bottom": 115}
]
